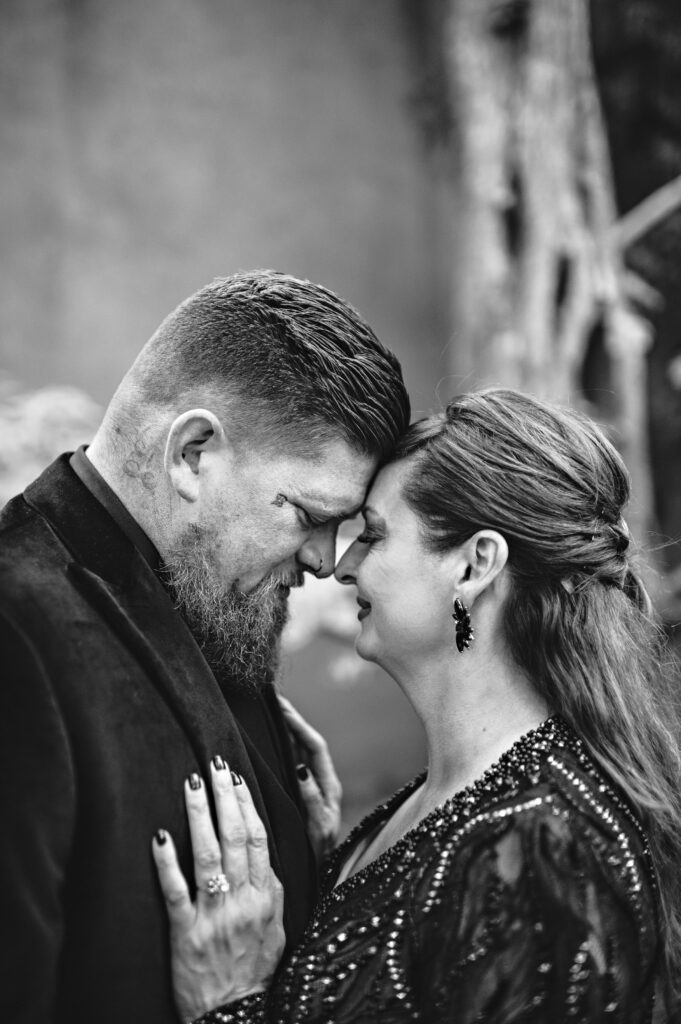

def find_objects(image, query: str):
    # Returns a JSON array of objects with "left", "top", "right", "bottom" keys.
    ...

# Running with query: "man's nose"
[{"left": 297, "top": 527, "right": 337, "bottom": 579}]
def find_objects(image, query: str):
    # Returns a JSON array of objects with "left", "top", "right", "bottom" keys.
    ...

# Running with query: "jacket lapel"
[
  {"left": 68, "top": 562, "right": 256, "bottom": 768},
  {"left": 23, "top": 456, "right": 273, "bottom": 831}
]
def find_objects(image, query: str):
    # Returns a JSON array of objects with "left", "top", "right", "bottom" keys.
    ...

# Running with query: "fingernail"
[
  {"left": 155, "top": 829, "right": 168, "bottom": 846},
  {"left": 188, "top": 773, "right": 202, "bottom": 791},
  {"left": 296, "top": 763, "right": 309, "bottom": 781},
  {"left": 230, "top": 770, "right": 243, "bottom": 786},
  {"left": 212, "top": 755, "right": 226, "bottom": 771}
]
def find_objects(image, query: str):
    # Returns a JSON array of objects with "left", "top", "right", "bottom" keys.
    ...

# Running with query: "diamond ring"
[{"left": 202, "top": 873, "right": 230, "bottom": 897}]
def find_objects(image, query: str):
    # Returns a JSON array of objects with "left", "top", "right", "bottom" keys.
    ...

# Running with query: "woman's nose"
[{"left": 334, "top": 539, "right": 362, "bottom": 585}]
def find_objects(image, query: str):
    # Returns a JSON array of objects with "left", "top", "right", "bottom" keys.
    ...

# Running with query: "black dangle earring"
[{"left": 452, "top": 598, "right": 474, "bottom": 653}]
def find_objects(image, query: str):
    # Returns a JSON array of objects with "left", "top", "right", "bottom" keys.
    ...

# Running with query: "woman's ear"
[
  {"left": 457, "top": 530, "right": 509, "bottom": 603},
  {"left": 164, "top": 409, "right": 226, "bottom": 503}
]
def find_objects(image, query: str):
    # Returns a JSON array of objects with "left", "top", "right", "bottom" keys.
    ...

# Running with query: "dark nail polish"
[
  {"left": 212, "top": 755, "right": 226, "bottom": 771},
  {"left": 230, "top": 770, "right": 243, "bottom": 786},
  {"left": 155, "top": 829, "right": 168, "bottom": 846},
  {"left": 296, "top": 763, "right": 309, "bottom": 781},
  {"left": 188, "top": 773, "right": 202, "bottom": 791}
]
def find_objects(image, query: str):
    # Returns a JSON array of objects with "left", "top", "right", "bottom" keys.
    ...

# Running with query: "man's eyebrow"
[{"left": 292, "top": 491, "right": 365, "bottom": 521}]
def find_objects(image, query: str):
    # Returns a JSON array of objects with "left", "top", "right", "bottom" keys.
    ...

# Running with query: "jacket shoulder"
[{"left": 0, "top": 491, "right": 72, "bottom": 590}]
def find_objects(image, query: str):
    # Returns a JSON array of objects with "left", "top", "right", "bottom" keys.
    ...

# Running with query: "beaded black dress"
[{"left": 200, "top": 718, "right": 671, "bottom": 1024}]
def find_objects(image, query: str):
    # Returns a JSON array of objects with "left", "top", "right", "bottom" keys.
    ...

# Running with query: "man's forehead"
[
  {"left": 268, "top": 438, "right": 377, "bottom": 514},
  {"left": 293, "top": 485, "right": 366, "bottom": 519}
]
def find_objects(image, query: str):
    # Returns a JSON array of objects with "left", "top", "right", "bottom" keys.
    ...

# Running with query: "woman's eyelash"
[{"left": 357, "top": 529, "right": 381, "bottom": 545}]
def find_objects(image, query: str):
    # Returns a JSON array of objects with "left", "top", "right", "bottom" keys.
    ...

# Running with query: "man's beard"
[{"left": 162, "top": 526, "right": 302, "bottom": 693}]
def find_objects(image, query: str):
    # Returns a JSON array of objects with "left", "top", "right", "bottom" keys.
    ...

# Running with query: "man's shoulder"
[
  {"left": 0, "top": 489, "right": 71, "bottom": 575},
  {"left": 0, "top": 467, "right": 84, "bottom": 633}
]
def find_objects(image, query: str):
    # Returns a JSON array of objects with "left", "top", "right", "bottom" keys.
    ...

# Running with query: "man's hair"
[
  {"left": 127, "top": 271, "right": 410, "bottom": 460},
  {"left": 390, "top": 387, "right": 681, "bottom": 995}
]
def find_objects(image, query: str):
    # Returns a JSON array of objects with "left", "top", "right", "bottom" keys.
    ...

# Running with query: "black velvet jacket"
[{"left": 0, "top": 455, "right": 317, "bottom": 1024}]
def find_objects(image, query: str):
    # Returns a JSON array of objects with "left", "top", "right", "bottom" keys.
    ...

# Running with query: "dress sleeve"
[
  {"left": 410, "top": 797, "right": 660, "bottom": 1024},
  {"left": 192, "top": 991, "right": 268, "bottom": 1023}
]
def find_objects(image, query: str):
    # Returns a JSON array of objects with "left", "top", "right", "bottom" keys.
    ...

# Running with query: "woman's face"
[{"left": 335, "top": 459, "right": 457, "bottom": 675}]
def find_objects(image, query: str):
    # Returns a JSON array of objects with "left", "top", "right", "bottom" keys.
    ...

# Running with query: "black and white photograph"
[{"left": 1, "top": 2, "right": 680, "bottom": 1021}]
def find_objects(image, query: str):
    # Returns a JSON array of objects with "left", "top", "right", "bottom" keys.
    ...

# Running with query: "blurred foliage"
[
  {"left": 591, "top": 0, "right": 681, "bottom": 590},
  {"left": 0, "top": 375, "right": 101, "bottom": 506}
]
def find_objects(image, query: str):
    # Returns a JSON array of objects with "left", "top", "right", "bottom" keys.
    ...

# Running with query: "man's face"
[
  {"left": 198, "top": 435, "right": 377, "bottom": 592},
  {"left": 163, "top": 437, "right": 377, "bottom": 690}
]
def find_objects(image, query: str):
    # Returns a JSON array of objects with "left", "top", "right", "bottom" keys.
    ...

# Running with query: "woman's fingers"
[
  {"left": 278, "top": 697, "right": 342, "bottom": 859},
  {"left": 152, "top": 829, "right": 194, "bottom": 931},
  {"left": 264, "top": 870, "right": 286, "bottom": 956},
  {"left": 232, "top": 774, "right": 274, "bottom": 891},
  {"left": 272, "top": 869, "right": 284, "bottom": 914},
  {"left": 296, "top": 764, "right": 327, "bottom": 817},
  {"left": 183, "top": 759, "right": 275, "bottom": 899},
  {"left": 309, "top": 736, "right": 343, "bottom": 807},
  {"left": 210, "top": 758, "right": 252, "bottom": 890},
  {"left": 279, "top": 696, "right": 342, "bottom": 806},
  {"left": 295, "top": 763, "right": 341, "bottom": 858},
  {"left": 278, "top": 695, "right": 320, "bottom": 749},
  {"left": 184, "top": 771, "right": 230, "bottom": 903}
]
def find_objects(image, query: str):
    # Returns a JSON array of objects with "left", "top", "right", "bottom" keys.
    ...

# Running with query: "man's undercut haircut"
[{"left": 133, "top": 271, "right": 410, "bottom": 460}]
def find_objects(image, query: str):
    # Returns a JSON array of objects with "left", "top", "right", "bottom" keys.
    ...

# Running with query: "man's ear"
[
  {"left": 456, "top": 530, "right": 509, "bottom": 604},
  {"left": 164, "top": 409, "right": 226, "bottom": 503}
]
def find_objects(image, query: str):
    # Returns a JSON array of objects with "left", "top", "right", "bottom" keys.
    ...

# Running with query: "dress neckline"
[{"left": 325, "top": 715, "right": 573, "bottom": 896}]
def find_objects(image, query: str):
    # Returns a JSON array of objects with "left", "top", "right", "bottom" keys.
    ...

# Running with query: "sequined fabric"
[
  {"left": 194, "top": 992, "right": 267, "bottom": 1023},
  {"left": 204, "top": 718, "right": 671, "bottom": 1023}
]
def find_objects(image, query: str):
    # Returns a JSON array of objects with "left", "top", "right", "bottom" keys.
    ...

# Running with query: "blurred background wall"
[
  {"left": 1, "top": 0, "right": 450, "bottom": 409},
  {"left": 2, "top": 0, "right": 680, "bottom": 828}
]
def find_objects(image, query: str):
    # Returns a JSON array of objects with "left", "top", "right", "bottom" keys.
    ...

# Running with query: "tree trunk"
[{"left": 440, "top": 0, "right": 654, "bottom": 540}]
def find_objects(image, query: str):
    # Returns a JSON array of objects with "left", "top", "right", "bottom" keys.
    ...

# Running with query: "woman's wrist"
[{"left": 191, "top": 990, "right": 267, "bottom": 1024}]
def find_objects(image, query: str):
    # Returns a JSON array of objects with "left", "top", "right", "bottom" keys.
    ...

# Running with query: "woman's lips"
[{"left": 357, "top": 597, "right": 371, "bottom": 621}]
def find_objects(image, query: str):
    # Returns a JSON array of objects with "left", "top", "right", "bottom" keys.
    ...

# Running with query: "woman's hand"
[
  {"left": 279, "top": 695, "right": 342, "bottom": 861},
  {"left": 152, "top": 759, "right": 285, "bottom": 1024}
]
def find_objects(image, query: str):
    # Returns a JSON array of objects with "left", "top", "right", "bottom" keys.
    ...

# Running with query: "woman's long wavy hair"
[{"left": 391, "top": 387, "right": 681, "bottom": 993}]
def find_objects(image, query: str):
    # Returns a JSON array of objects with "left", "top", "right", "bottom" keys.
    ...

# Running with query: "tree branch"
[{"left": 611, "top": 173, "right": 681, "bottom": 250}]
